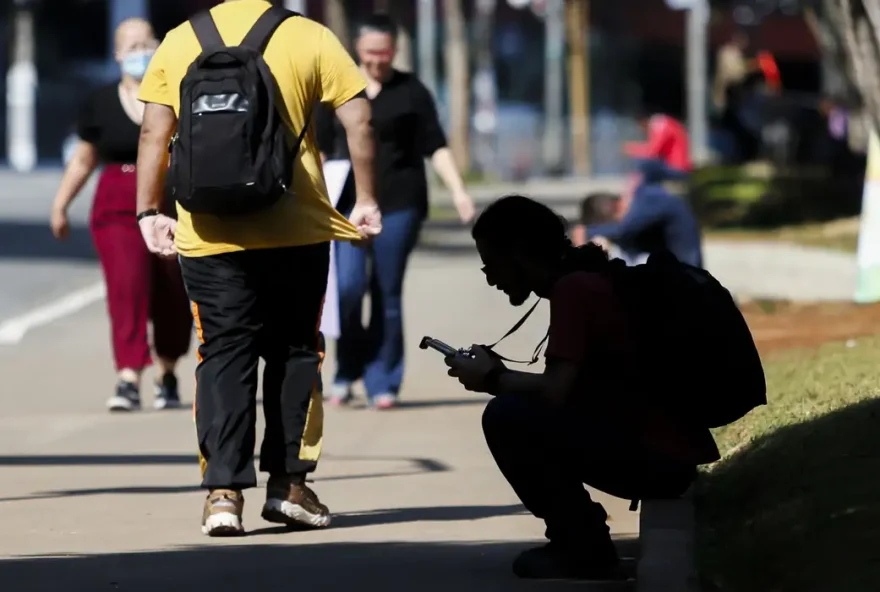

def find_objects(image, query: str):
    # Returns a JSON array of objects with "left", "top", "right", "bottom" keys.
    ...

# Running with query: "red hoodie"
[{"left": 624, "top": 114, "right": 692, "bottom": 172}]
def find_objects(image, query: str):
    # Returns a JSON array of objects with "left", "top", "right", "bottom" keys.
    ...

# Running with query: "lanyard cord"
[{"left": 484, "top": 299, "right": 549, "bottom": 366}]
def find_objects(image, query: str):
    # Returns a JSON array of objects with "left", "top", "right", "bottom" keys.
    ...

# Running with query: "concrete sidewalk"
[{"left": 0, "top": 250, "right": 637, "bottom": 591}]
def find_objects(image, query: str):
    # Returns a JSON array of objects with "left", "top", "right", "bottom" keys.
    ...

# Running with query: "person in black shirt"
[
  {"left": 317, "top": 13, "right": 475, "bottom": 410},
  {"left": 49, "top": 18, "right": 192, "bottom": 413}
]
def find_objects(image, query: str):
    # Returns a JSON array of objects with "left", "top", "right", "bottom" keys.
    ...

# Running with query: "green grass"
[
  {"left": 706, "top": 217, "right": 861, "bottom": 254},
  {"left": 427, "top": 203, "right": 461, "bottom": 222},
  {"left": 697, "top": 336, "right": 880, "bottom": 591},
  {"left": 427, "top": 169, "right": 493, "bottom": 189}
]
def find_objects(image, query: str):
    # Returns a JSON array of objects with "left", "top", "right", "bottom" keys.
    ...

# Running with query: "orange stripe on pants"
[
  {"left": 191, "top": 301, "right": 207, "bottom": 480},
  {"left": 192, "top": 295, "right": 327, "bottom": 477},
  {"left": 299, "top": 294, "right": 327, "bottom": 463}
]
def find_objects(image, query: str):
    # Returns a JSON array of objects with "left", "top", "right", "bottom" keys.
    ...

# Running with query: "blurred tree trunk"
[
  {"left": 325, "top": 0, "right": 351, "bottom": 50},
  {"left": 443, "top": 0, "right": 470, "bottom": 172},
  {"left": 804, "top": 6, "right": 853, "bottom": 101},
  {"left": 822, "top": 0, "right": 880, "bottom": 146},
  {"left": 393, "top": 25, "right": 414, "bottom": 71},
  {"left": 791, "top": 1, "right": 880, "bottom": 153},
  {"left": 566, "top": 0, "right": 590, "bottom": 175}
]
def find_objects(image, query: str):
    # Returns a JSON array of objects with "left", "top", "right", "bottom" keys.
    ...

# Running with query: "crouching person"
[{"left": 445, "top": 195, "right": 726, "bottom": 581}]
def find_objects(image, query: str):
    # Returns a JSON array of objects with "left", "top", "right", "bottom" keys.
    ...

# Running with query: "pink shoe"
[
  {"left": 372, "top": 393, "right": 398, "bottom": 410},
  {"left": 325, "top": 384, "right": 352, "bottom": 407}
]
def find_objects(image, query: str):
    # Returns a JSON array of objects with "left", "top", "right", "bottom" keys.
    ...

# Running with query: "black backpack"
[
  {"left": 167, "top": 7, "right": 306, "bottom": 216},
  {"left": 610, "top": 250, "right": 767, "bottom": 429}
]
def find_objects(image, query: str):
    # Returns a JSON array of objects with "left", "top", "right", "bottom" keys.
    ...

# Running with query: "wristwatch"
[{"left": 136, "top": 208, "right": 160, "bottom": 222}]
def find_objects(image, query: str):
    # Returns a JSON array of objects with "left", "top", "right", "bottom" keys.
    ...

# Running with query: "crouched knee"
[{"left": 482, "top": 392, "right": 548, "bottom": 440}]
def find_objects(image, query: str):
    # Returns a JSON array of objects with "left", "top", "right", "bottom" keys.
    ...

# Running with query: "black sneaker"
[
  {"left": 512, "top": 542, "right": 623, "bottom": 581},
  {"left": 106, "top": 381, "right": 141, "bottom": 412},
  {"left": 154, "top": 372, "right": 181, "bottom": 410}
]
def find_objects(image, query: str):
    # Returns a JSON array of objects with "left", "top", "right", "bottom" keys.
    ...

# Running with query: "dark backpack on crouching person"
[
  {"left": 481, "top": 249, "right": 765, "bottom": 431},
  {"left": 609, "top": 249, "right": 767, "bottom": 429},
  {"left": 167, "top": 6, "right": 307, "bottom": 216}
]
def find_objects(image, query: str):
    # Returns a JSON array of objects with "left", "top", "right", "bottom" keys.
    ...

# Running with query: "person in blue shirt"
[{"left": 572, "top": 160, "right": 704, "bottom": 268}]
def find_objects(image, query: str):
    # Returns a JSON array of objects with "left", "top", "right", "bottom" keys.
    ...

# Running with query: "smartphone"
[{"left": 419, "top": 336, "right": 459, "bottom": 357}]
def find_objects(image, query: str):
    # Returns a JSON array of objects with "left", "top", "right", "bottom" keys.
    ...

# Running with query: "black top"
[
  {"left": 316, "top": 70, "right": 447, "bottom": 217},
  {"left": 77, "top": 83, "right": 141, "bottom": 164}
]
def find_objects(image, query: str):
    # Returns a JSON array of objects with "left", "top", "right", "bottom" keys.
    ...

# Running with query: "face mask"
[{"left": 121, "top": 50, "right": 154, "bottom": 81}]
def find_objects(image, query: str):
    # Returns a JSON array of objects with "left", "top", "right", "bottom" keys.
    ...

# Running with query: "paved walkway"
[{"left": 0, "top": 248, "right": 637, "bottom": 592}]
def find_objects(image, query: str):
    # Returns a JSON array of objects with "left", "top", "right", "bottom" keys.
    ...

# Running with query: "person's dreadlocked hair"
[{"left": 471, "top": 194, "right": 613, "bottom": 273}]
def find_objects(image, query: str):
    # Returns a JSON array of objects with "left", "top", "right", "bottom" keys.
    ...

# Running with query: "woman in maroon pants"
[{"left": 49, "top": 18, "right": 192, "bottom": 412}]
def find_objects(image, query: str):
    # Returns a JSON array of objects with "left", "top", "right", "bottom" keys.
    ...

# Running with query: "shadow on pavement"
[
  {"left": 0, "top": 221, "right": 96, "bottom": 261},
  {"left": 0, "top": 466, "right": 450, "bottom": 503},
  {"left": 0, "top": 454, "right": 200, "bottom": 466},
  {"left": 396, "top": 397, "right": 489, "bottom": 410},
  {"left": 0, "top": 453, "right": 451, "bottom": 471},
  {"left": 0, "top": 484, "right": 203, "bottom": 503},
  {"left": 319, "top": 399, "right": 488, "bottom": 411},
  {"left": 0, "top": 540, "right": 638, "bottom": 592},
  {"left": 247, "top": 504, "right": 528, "bottom": 536},
  {"left": 333, "top": 397, "right": 489, "bottom": 411},
  {"left": 0, "top": 453, "right": 454, "bottom": 503},
  {"left": 329, "top": 504, "right": 526, "bottom": 529}
]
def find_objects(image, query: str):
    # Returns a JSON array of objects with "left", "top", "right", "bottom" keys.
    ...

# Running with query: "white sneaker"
[
  {"left": 107, "top": 381, "right": 141, "bottom": 412},
  {"left": 201, "top": 490, "right": 245, "bottom": 537}
]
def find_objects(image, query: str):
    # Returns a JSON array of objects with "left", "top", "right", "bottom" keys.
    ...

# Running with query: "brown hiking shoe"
[
  {"left": 261, "top": 476, "right": 331, "bottom": 529},
  {"left": 201, "top": 489, "right": 245, "bottom": 536}
]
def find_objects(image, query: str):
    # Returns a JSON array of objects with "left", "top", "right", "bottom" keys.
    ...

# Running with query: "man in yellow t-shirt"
[{"left": 134, "top": 0, "right": 382, "bottom": 537}]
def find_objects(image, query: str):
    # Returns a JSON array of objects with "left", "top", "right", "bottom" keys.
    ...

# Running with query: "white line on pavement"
[{"left": 0, "top": 281, "right": 106, "bottom": 345}]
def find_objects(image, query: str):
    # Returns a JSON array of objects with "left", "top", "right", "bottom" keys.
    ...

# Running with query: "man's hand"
[
  {"left": 571, "top": 223, "right": 587, "bottom": 247},
  {"left": 348, "top": 202, "right": 383, "bottom": 242},
  {"left": 138, "top": 214, "right": 178, "bottom": 257},
  {"left": 445, "top": 344, "right": 505, "bottom": 393},
  {"left": 590, "top": 236, "right": 611, "bottom": 252},
  {"left": 452, "top": 189, "right": 476, "bottom": 225}
]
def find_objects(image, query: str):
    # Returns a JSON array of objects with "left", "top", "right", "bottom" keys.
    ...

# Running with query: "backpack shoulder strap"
[
  {"left": 241, "top": 6, "right": 298, "bottom": 54},
  {"left": 190, "top": 11, "right": 225, "bottom": 50}
]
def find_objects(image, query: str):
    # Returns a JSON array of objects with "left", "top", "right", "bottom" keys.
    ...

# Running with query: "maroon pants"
[{"left": 89, "top": 164, "right": 192, "bottom": 371}]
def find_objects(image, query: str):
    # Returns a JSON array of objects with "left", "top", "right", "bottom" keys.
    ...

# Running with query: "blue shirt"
[{"left": 586, "top": 184, "right": 704, "bottom": 268}]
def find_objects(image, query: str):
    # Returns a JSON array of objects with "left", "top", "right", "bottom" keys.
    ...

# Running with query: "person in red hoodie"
[
  {"left": 624, "top": 109, "right": 692, "bottom": 174},
  {"left": 621, "top": 108, "right": 692, "bottom": 202}
]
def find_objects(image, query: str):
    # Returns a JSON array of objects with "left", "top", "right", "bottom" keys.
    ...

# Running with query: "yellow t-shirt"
[{"left": 138, "top": 0, "right": 364, "bottom": 257}]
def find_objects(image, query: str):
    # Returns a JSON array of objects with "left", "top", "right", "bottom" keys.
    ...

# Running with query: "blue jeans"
[
  {"left": 334, "top": 208, "right": 422, "bottom": 398},
  {"left": 632, "top": 158, "right": 690, "bottom": 183}
]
